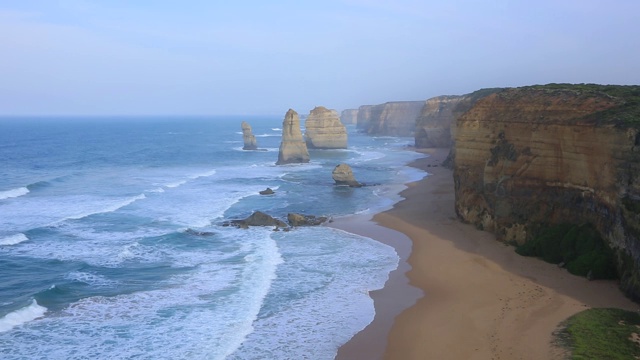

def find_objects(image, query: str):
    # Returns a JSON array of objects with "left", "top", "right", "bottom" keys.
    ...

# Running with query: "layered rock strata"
[
  {"left": 304, "top": 106, "right": 348, "bottom": 149},
  {"left": 276, "top": 109, "right": 310, "bottom": 165},
  {"left": 452, "top": 84, "right": 640, "bottom": 299},
  {"left": 357, "top": 101, "right": 424, "bottom": 136},
  {"left": 332, "top": 163, "right": 362, "bottom": 187},
  {"left": 241, "top": 121, "right": 258, "bottom": 150}
]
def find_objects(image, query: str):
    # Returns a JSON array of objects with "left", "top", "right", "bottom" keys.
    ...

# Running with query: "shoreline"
[{"left": 333, "top": 147, "right": 638, "bottom": 359}]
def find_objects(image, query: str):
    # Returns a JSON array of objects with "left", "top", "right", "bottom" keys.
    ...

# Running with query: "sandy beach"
[{"left": 334, "top": 148, "right": 639, "bottom": 360}]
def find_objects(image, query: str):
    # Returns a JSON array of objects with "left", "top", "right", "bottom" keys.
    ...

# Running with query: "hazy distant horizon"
[{"left": 1, "top": 1, "right": 639, "bottom": 116}]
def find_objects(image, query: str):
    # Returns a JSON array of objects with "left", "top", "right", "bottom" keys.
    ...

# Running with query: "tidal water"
[{"left": 0, "top": 116, "right": 424, "bottom": 359}]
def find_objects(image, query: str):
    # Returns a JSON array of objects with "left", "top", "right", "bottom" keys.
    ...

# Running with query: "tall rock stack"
[
  {"left": 304, "top": 106, "right": 348, "bottom": 149},
  {"left": 241, "top": 121, "right": 258, "bottom": 150},
  {"left": 276, "top": 109, "right": 310, "bottom": 165}
]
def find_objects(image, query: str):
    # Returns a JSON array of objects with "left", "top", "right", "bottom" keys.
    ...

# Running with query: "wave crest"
[
  {"left": 0, "top": 300, "right": 47, "bottom": 333},
  {"left": 0, "top": 187, "right": 29, "bottom": 200}
]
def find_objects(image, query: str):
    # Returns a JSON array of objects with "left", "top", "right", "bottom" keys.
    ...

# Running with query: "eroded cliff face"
[
  {"left": 415, "top": 89, "right": 503, "bottom": 149},
  {"left": 356, "top": 101, "right": 424, "bottom": 136},
  {"left": 453, "top": 85, "right": 640, "bottom": 299},
  {"left": 415, "top": 95, "right": 466, "bottom": 148},
  {"left": 305, "top": 106, "right": 348, "bottom": 149},
  {"left": 340, "top": 109, "right": 358, "bottom": 125},
  {"left": 356, "top": 105, "right": 374, "bottom": 132}
]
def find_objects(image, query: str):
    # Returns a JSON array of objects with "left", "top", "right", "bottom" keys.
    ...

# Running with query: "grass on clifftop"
[
  {"left": 556, "top": 308, "right": 640, "bottom": 359},
  {"left": 523, "top": 83, "right": 640, "bottom": 127}
]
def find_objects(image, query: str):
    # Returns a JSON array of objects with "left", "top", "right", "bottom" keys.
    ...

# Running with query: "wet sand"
[{"left": 334, "top": 148, "right": 638, "bottom": 360}]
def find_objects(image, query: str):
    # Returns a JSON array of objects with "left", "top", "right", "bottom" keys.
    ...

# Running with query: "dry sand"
[{"left": 334, "top": 148, "right": 639, "bottom": 360}]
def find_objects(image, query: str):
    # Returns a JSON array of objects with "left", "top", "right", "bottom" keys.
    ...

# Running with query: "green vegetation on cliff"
[
  {"left": 524, "top": 83, "right": 640, "bottom": 126},
  {"left": 516, "top": 223, "right": 617, "bottom": 279},
  {"left": 556, "top": 308, "right": 640, "bottom": 359}
]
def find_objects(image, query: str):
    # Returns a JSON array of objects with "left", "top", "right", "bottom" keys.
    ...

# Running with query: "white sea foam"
[
  {"left": 352, "top": 149, "right": 385, "bottom": 163},
  {"left": 65, "top": 271, "right": 117, "bottom": 287},
  {"left": 0, "top": 300, "right": 47, "bottom": 333},
  {"left": 271, "top": 128, "right": 281, "bottom": 131},
  {"left": 0, "top": 233, "right": 28, "bottom": 246},
  {"left": 165, "top": 180, "right": 187, "bottom": 188},
  {"left": 0, "top": 229, "right": 283, "bottom": 360},
  {"left": 255, "top": 133, "right": 280, "bottom": 137},
  {"left": 0, "top": 187, "right": 29, "bottom": 200},
  {"left": 228, "top": 227, "right": 398, "bottom": 359},
  {"left": 65, "top": 194, "right": 146, "bottom": 221},
  {"left": 188, "top": 169, "right": 216, "bottom": 179}
]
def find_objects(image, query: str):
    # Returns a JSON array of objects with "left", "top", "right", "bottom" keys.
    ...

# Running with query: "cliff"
[
  {"left": 452, "top": 84, "right": 640, "bottom": 299},
  {"left": 241, "top": 121, "right": 258, "bottom": 150},
  {"left": 276, "top": 109, "right": 310, "bottom": 165},
  {"left": 356, "top": 101, "right": 424, "bottom": 136},
  {"left": 340, "top": 109, "right": 358, "bottom": 125},
  {"left": 305, "top": 106, "right": 348, "bottom": 149},
  {"left": 356, "top": 105, "right": 374, "bottom": 132},
  {"left": 415, "top": 89, "right": 502, "bottom": 149}
]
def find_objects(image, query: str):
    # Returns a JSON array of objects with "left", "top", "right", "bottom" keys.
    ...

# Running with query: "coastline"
[{"left": 333, "top": 147, "right": 639, "bottom": 360}]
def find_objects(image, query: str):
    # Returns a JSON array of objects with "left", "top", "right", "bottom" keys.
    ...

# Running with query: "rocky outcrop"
[
  {"left": 340, "top": 109, "right": 358, "bottom": 125},
  {"left": 452, "top": 84, "right": 640, "bottom": 299},
  {"left": 259, "top": 188, "right": 274, "bottom": 195},
  {"left": 276, "top": 109, "right": 310, "bottom": 165},
  {"left": 287, "top": 213, "right": 329, "bottom": 226},
  {"left": 304, "top": 106, "right": 348, "bottom": 149},
  {"left": 332, "top": 163, "right": 362, "bottom": 187},
  {"left": 241, "top": 121, "right": 258, "bottom": 150},
  {"left": 357, "top": 101, "right": 424, "bottom": 136},
  {"left": 224, "top": 211, "right": 288, "bottom": 229}
]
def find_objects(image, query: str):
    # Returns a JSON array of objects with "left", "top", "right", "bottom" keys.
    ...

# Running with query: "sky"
[{"left": 0, "top": 0, "right": 639, "bottom": 116}]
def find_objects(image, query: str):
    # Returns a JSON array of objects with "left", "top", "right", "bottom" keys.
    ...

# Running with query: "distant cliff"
[
  {"left": 340, "top": 109, "right": 358, "bottom": 125},
  {"left": 356, "top": 101, "right": 424, "bottom": 136},
  {"left": 452, "top": 84, "right": 640, "bottom": 299},
  {"left": 415, "top": 90, "right": 502, "bottom": 149}
]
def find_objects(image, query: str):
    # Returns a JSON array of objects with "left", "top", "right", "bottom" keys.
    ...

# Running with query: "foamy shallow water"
[{"left": 0, "top": 117, "right": 424, "bottom": 359}]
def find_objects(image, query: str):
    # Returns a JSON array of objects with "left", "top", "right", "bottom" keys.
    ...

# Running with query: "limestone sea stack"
[
  {"left": 276, "top": 109, "right": 310, "bottom": 165},
  {"left": 332, "top": 163, "right": 362, "bottom": 187},
  {"left": 241, "top": 121, "right": 258, "bottom": 150},
  {"left": 304, "top": 106, "right": 348, "bottom": 149}
]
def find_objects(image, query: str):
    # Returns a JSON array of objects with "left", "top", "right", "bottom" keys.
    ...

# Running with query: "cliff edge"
[{"left": 452, "top": 84, "right": 640, "bottom": 299}]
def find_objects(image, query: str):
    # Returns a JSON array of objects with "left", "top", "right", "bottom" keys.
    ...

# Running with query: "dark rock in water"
[
  {"left": 185, "top": 229, "right": 216, "bottom": 237},
  {"left": 332, "top": 163, "right": 363, "bottom": 187},
  {"left": 224, "top": 211, "right": 288, "bottom": 229},
  {"left": 259, "top": 188, "right": 275, "bottom": 195},
  {"left": 287, "top": 213, "right": 329, "bottom": 226}
]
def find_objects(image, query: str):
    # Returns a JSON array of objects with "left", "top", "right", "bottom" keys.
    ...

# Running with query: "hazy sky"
[{"left": 1, "top": 0, "right": 639, "bottom": 116}]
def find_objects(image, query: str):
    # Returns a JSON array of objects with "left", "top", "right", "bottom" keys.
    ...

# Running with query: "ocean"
[{"left": 0, "top": 116, "right": 425, "bottom": 359}]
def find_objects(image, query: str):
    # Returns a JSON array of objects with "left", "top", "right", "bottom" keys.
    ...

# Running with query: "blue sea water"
[{"left": 0, "top": 116, "right": 425, "bottom": 359}]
